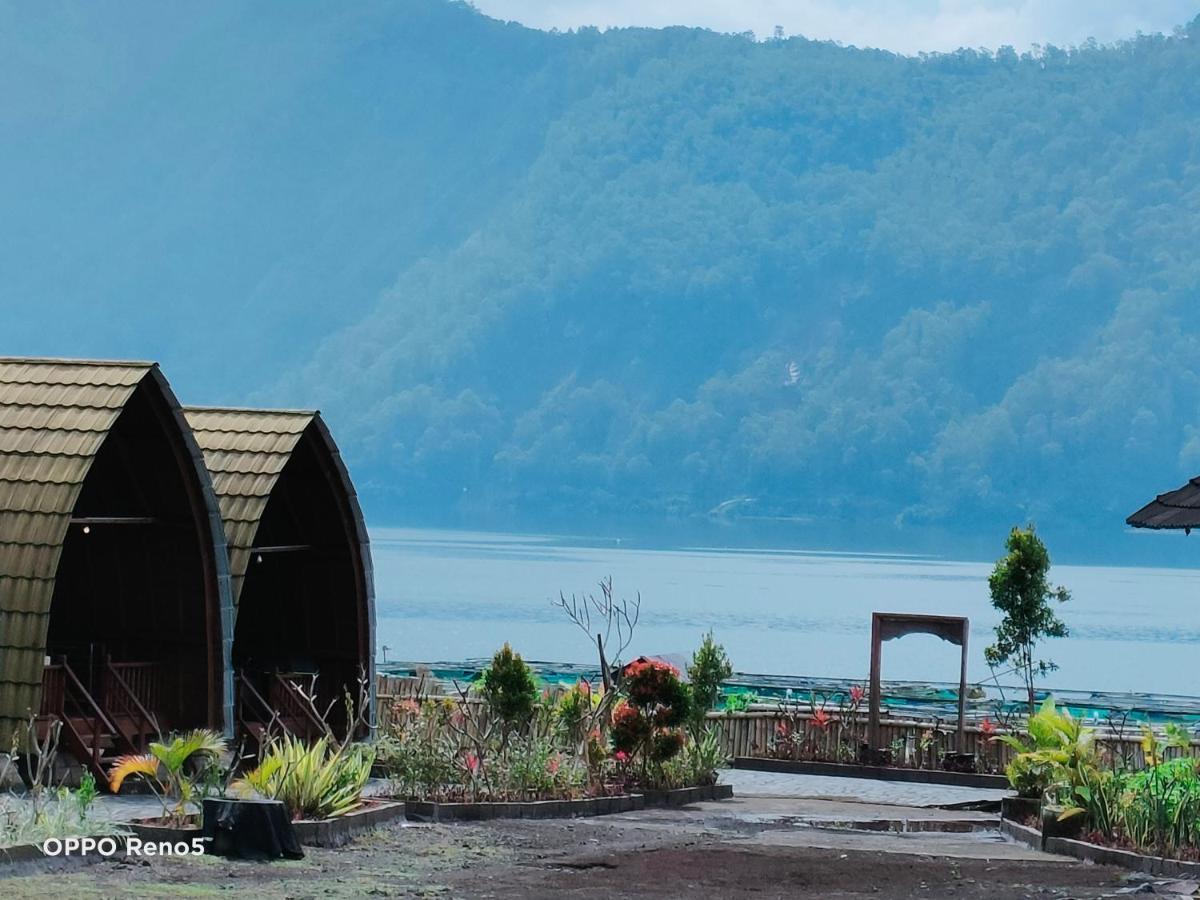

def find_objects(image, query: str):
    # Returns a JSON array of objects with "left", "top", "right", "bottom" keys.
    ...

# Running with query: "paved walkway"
[
  {"left": 94, "top": 771, "right": 1006, "bottom": 825},
  {"left": 720, "top": 768, "right": 1010, "bottom": 808}
]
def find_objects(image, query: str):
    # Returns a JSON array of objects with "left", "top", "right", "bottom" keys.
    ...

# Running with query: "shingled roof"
[
  {"left": 0, "top": 358, "right": 233, "bottom": 742},
  {"left": 182, "top": 408, "right": 369, "bottom": 604},
  {"left": 1127, "top": 476, "right": 1200, "bottom": 532}
]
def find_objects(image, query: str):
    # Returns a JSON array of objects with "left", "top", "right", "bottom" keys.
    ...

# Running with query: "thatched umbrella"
[{"left": 1127, "top": 476, "right": 1200, "bottom": 534}]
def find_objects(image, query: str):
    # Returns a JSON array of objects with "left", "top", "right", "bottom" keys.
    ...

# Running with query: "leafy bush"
[
  {"left": 997, "top": 697, "right": 1096, "bottom": 799},
  {"left": 1005, "top": 753, "right": 1059, "bottom": 799},
  {"left": 480, "top": 643, "right": 539, "bottom": 733},
  {"left": 687, "top": 632, "right": 732, "bottom": 739},
  {"left": 683, "top": 727, "right": 728, "bottom": 787},
  {"left": 240, "top": 734, "right": 373, "bottom": 820}
]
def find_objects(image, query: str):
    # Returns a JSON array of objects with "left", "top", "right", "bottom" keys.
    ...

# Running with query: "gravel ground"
[{"left": 0, "top": 797, "right": 1136, "bottom": 899}]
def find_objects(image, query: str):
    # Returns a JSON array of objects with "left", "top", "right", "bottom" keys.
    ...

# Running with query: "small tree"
[
  {"left": 479, "top": 643, "right": 539, "bottom": 742},
  {"left": 984, "top": 525, "right": 1070, "bottom": 714},
  {"left": 686, "top": 632, "right": 732, "bottom": 742}
]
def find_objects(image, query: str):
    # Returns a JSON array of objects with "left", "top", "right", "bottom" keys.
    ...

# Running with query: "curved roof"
[
  {"left": 0, "top": 358, "right": 234, "bottom": 739},
  {"left": 182, "top": 407, "right": 372, "bottom": 606},
  {"left": 1127, "top": 476, "right": 1200, "bottom": 531}
]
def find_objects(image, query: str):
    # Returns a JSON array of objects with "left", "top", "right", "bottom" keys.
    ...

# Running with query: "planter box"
[
  {"left": 1001, "top": 817, "right": 1200, "bottom": 879},
  {"left": 1000, "top": 796, "right": 1040, "bottom": 823},
  {"left": 403, "top": 794, "right": 644, "bottom": 823},
  {"left": 292, "top": 801, "right": 407, "bottom": 848},
  {"left": 733, "top": 757, "right": 1010, "bottom": 792},
  {"left": 127, "top": 815, "right": 202, "bottom": 847},
  {"left": 641, "top": 784, "right": 734, "bottom": 807}
]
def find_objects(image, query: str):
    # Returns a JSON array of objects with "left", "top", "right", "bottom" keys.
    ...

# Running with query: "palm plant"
[{"left": 108, "top": 729, "right": 227, "bottom": 826}]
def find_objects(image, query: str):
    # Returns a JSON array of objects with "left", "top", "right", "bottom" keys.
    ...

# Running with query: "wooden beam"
[{"left": 69, "top": 516, "right": 158, "bottom": 525}]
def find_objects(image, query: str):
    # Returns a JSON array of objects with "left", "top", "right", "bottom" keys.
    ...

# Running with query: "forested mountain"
[{"left": 6, "top": 0, "right": 1200, "bottom": 557}]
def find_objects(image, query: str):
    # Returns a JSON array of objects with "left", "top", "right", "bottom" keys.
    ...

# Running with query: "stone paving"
[
  {"left": 93, "top": 770, "right": 1008, "bottom": 828},
  {"left": 720, "top": 767, "right": 1011, "bottom": 808}
]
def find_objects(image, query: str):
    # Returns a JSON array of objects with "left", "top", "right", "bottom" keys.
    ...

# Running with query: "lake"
[{"left": 372, "top": 527, "right": 1200, "bottom": 695}]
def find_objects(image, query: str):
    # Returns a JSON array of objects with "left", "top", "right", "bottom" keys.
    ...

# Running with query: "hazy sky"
[{"left": 471, "top": 1, "right": 1197, "bottom": 54}]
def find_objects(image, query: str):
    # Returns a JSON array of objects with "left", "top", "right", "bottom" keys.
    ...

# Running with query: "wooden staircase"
[
  {"left": 236, "top": 671, "right": 327, "bottom": 753},
  {"left": 39, "top": 658, "right": 160, "bottom": 790}
]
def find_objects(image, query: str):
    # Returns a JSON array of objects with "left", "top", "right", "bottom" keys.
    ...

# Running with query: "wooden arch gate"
[{"left": 867, "top": 612, "right": 969, "bottom": 754}]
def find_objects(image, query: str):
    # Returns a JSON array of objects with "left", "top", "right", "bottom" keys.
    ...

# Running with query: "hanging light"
[
  {"left": 82, "top": 525, "right": 90, "bottom": 535},
  {"left": 256, "top": 553, "right": 263, "bottom": 564}
]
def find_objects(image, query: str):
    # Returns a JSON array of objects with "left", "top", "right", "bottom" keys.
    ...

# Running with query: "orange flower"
[{"left": 811, "top": 708, "right": 831, "bottom": 730}]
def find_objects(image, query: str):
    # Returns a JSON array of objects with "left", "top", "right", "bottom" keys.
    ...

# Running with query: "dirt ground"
[{"left": 0, "top": 807, "right": 1138, "bottom": 899}]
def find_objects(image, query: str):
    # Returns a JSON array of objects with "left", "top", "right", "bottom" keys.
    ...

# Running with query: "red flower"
[
  {"left": 811, "top": 708, "right": 831, "bottom": 730},
  {"left": 613, "top": 703, "right": 640, "bottom": 726},
  {"left": 463, "top": 753, "right": 480, "bottom": 775},
  {"left": 775, "top": 720, "right": 792, "bottom": 737},
  {"left": 849, "top": 685, "right": 864, "bottom": 704},
  {"left": 980, "top": 718, "right": 996, "bottom": 737},
  {"left": 613, "top": 750, "right": 630, "bottom": 764}
]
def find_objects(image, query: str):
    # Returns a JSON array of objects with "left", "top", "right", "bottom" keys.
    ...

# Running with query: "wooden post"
[
  {"left": 868, "top": 613, "right": 883, "bottom": 752},
  {"left": 957, "top": 620, "right": 969, "bottom": 754}
]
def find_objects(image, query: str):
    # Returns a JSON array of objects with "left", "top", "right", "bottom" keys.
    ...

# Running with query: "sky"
[{"left": 470, "top": 0, "right": 1198, "bottom": 55}]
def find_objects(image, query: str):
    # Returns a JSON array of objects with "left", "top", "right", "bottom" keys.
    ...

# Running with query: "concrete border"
[
  {"left": 733, "top": 757, "right": 1009, "bottom": 789},
  {"left": 0, "top": 834, "right": 129, "bottom": 875},
  {"left": 403, "top": 794, "right": 644, "bottom": 823},
  {"left": 642, "top": 784, "right": 734, "bottom": 807},
  {"left": 1001, "top": 817, "right": 1200, "bottom": 878},
  {"left": 292, "top": 800, "right": 407, "bottom": 848}
]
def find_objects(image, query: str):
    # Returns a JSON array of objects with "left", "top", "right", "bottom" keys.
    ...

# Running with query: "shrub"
[
  {"left": 687, "top": 632, "right": 732, "bottom": 739},
  {"left": 611, "top": 702, "right": 652, "bottom": 753},
  {"left": 240, "top": 734, "right": 373, "bottom": 820},
  {"left": 1005, "top": 752, "right": 1058, "bottom": 799},
  {"left": 623, "top": 659, "right": 689, "bottom": 727},
  {"left": 480, "top": 643, "right": 539, "bottom": 733}
]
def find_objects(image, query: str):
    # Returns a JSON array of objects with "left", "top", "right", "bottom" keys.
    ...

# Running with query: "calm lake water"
[{"left": 371, "top": 527, "right": 1200, "bottom": 696}]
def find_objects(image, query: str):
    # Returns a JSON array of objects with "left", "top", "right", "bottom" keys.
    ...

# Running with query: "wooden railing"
[
  {"left": 269, "top": 674, "right": 327, "bottom": 741},
  {"left": 102, "top": 660, "right": 160, "bottom": 751},
  {"left": 42, "top": 659, "right": 123, "bottom": 786},
  {"left": 236, "top": 670, "right": 279, "bottom": 743}
]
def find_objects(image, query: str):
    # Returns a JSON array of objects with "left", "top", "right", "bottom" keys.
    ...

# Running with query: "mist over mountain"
[{"left": 6, "top": 0, "right": 1200, "bottom": 560}]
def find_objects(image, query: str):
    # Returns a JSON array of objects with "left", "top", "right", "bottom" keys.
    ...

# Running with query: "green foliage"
[
  {"left": 985, "top": 526, "right": 1070, "bottom": 711},
  {"left": 0, "top": 782, "right": 112, "bottom": 849},
  {"left": 687, "top": 632, "right": 733, "bottom": 740},
  {"left": 107, "top": 729, "right": 228, "bottom": 825},
  {"left": 998, "top": 698, "right": 1095, "bottom": 798},
  {"left": 480, "top": 643, "right": 539, "bottom": 732},
  {"left": 1005, "top": 753, "right": 1060, "bottom": 800},
  {"left": 724, "top": 691, "right": 758, "bottom": 713},
  {"left": 240, "top": 734, "right": 374, "bottom": 820},
  {"left": 14, "top": 5, "right": 1200, "bottom": 544},
  {"left": 682, "top": 727, "right": 728, "bottom": 786}
]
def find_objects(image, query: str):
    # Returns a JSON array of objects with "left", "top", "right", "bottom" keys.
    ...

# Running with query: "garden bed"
[
  {"left": 1000, "top": 817, "right": 1200, "bottom": 879},
  {"left": 403, "top": 793, "right": 644, "bottom": 822},
  {"left": 292, "top": 800, "right": 407, "bottom": 848},
  {"left": 733, "top": 757, "right": 1010, "bottom": 790},
  {"left": 641, "top": 784, "right": 733, "bottom": 807}
]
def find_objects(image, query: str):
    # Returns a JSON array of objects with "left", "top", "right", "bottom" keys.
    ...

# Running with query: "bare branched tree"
[{"left": 553, "top": 576, "right": 640, "bottom": 691}]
